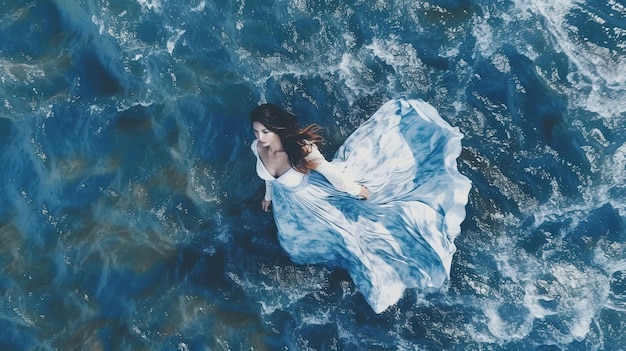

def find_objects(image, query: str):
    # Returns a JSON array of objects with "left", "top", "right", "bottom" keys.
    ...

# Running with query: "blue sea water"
[{"left": 1, "top": 0, "right": 625, "bottom": 350}]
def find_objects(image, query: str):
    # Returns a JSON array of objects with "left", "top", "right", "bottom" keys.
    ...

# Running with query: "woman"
[{"left": 250, "top": 98, "right": 471, "bottom": 313}]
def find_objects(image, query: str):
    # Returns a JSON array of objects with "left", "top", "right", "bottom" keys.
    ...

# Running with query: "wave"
[{"left": 1, "top": 0, "right": 625, "bottom": 349}]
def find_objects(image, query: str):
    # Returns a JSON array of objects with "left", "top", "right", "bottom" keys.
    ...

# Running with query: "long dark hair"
[{"left": 250, "top": 103, "right": 323, "bottom": 173}]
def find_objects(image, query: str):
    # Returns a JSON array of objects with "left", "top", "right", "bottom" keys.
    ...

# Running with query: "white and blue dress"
[{"left": 252, "top": 98, "right": 472, "bottom": 313}]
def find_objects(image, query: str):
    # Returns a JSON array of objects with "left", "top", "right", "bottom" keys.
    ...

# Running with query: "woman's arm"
[
  {"left": 262, "top": 181, "right": 272, "bottom": 212},
  {"left": 264, "top": 180, "right": 273, "bottom": 201},
  {"left": 305, "top": 144, "right": 370, "bottom": 200}
]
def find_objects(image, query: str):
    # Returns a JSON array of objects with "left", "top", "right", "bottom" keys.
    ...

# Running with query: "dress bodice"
[{"left": 252, "top": 140, "right": 307, "bottom": 188}]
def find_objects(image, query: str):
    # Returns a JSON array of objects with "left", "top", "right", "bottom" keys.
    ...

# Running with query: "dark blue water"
[{"left": 1, "top": 0, "right": 625, "bottom": 350}]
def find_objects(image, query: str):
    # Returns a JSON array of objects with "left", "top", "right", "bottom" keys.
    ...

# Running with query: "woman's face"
[{"left": 252, "top": 121, "right": 281, "bottom": 148}]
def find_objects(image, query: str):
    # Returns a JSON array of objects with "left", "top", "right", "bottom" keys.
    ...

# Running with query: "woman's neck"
[{"left": 266, "top": 140, "right": 285, "bottom": 154}]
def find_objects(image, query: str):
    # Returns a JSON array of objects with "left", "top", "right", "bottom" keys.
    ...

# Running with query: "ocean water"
[{"left": 1, "top": 0, "right": 625, "bottom": 350}]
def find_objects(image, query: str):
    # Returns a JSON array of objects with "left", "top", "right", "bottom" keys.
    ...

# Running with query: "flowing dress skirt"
[{"left": 270, "top": 98, "right": 472, "bottom": 313}]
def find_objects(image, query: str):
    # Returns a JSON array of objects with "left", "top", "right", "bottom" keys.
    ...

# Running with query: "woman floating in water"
[{"left": 250, "top": 98, "right": 472, "bottom": 313}]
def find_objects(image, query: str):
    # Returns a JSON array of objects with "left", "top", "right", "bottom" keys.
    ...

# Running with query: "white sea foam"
[
  {"left": 288, "top": 0, "right": 308, "bottom": 14},
  {"left": 484, "top": 304, "right": 533, "bottom": 341},
  {"left": 136, "top": 0, "right": 162, "bottom": 12},
  {"left": 579, "top": 138, "right": 626, "bottom": 214},
  {"left": 229, "top": 265, "right": 331, "bottom": 315},
  {"left": 515, "top": 0, "right": 626, "bottom": 118},
  {"left": 190, "top": 0, "right": 205, "bottom": 12},
  {"left": 471, "top": 228, "right": 613, "bottom": 345},
  {"left": 338, "top": 53, "right": 371, "bottom": 96},
  {"left": 166, "top": 27, "right": 186, "bottom": 55},
  {"left": 366, "top": 37, "right": 428, "bottom": 93},
  {"left": 612, "top": 142, "right": 626, "bottom": 187},
  {"left": 189, "top": 166, "right": 220, "bottom": 204},
  {"left": 471, "top": 0, "right": 626, "bottom": 126}
]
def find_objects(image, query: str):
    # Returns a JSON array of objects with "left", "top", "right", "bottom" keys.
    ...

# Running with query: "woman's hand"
[
  {"left": 357, "top": 185, "right": 370, "bottom": 201},
  {"left": 261, "top": 199, "right": 272, "bottom": 212}
]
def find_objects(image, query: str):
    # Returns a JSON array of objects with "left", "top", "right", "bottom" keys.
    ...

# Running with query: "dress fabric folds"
[{"left": 252, "top": 98, "right": 472, "bottom": 313}]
